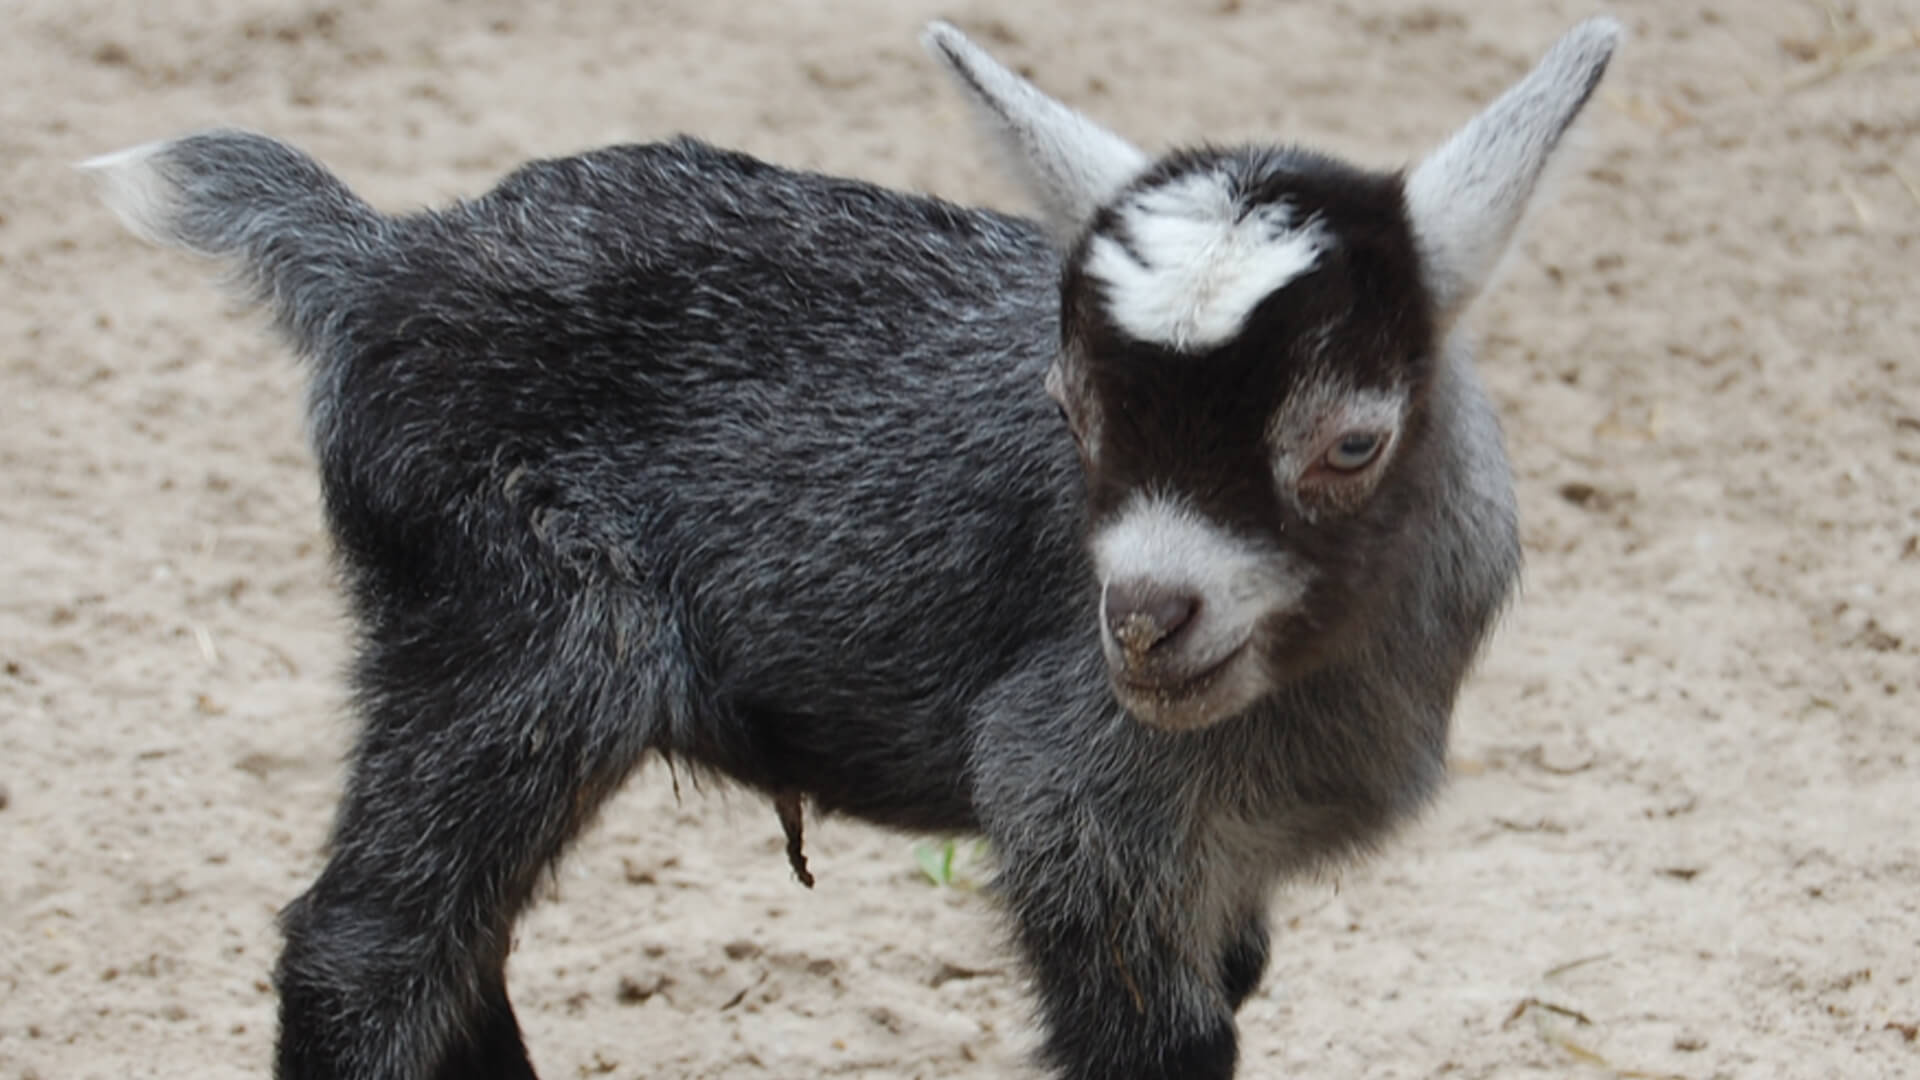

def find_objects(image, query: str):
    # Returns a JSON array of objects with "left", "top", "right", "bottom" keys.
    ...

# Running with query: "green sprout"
[{"left": 912, "top": 837, "right": 990, "bottom": 889}]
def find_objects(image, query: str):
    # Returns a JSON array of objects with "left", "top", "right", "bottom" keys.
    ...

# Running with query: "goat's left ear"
[
  {"left": 1404, "top": 17, "right": 1622, "bottom": 326},
  {"left": 922, "top": 21, "right": 1147, "bottom": 243}
]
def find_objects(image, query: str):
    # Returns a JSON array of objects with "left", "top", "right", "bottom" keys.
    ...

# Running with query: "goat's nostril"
[{"left": 1105, "top": 581, "right": 1200, "bottom": 657}]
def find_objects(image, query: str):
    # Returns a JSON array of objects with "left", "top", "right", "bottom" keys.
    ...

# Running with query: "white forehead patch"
[
  {"left": 1092, "top": 492, "right": 1309, "bottom": 652},
  {"left": 1084, "top": 171, "right": 1329, "bottom": 352}
]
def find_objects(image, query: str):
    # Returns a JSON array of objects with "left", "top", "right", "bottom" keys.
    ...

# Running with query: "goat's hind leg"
[
  {"left": 1219, "top": 911, "right": 1272, "bottom": 1013},
  {"left": 273, "top": 613, "right": 656, "bottom": 1080}
]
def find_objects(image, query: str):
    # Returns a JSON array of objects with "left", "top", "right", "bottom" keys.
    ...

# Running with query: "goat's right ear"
[{"left": 922, "top": 21, "right": 1147, "bottom": 243}]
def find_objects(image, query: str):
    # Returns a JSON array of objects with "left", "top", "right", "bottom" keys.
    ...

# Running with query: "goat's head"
[{"left": 926, "top": 18, "right": 1618, "bottom": 730}]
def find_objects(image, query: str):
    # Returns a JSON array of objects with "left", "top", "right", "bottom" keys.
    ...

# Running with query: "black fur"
[
  {"left": 76, "top": 14, "right": 1638, "bottom": 1073},
  {"left": 1220, "top": 915, "right": 1273, "bottom": 1012},
  {"left": 93, "top": 114, "right": 1534, "bottom": 1077}
]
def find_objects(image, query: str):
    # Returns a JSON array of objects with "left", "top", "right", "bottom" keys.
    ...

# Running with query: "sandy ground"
[{"left": 3, "top": 0, "right": 1918, "bottom": 1077}]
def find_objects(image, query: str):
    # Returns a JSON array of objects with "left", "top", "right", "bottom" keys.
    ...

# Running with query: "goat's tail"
[{"left": 79, "top": 130, "right": 388, "bottom": 360}]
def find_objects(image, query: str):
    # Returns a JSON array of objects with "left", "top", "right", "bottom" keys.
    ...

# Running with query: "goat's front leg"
[{"left": 988, "top": 809, "right": 1240, "bottom": 1080}]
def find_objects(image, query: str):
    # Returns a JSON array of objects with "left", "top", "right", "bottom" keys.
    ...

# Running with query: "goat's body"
[
  {"left": 80, "top": 12, "right": 1609, "bottom": 1064},
  {"left": 275, "top": 136, "right": 1088, "bottom": 832}
]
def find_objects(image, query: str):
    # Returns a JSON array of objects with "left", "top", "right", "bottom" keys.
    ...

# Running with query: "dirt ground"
[{"left": 3, "top": 0, "right": 1917, "bottom": 1077}]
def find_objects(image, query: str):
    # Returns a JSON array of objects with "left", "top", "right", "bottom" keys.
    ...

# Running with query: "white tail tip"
[{"left": 77, "top": 141, "right": 183, "bottom": 249}]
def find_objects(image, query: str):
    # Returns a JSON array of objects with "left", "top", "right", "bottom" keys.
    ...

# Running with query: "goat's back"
[
  {"left": 376, "top": 141, "right": 1103, "bottom": 821},
  {"left": 99, "top": 131, "right": 1095, "bottom": 827}
]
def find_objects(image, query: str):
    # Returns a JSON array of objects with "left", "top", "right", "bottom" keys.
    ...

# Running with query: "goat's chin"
[{"left": 1111, "top": 648, "right": 1270, "bottom": 732}]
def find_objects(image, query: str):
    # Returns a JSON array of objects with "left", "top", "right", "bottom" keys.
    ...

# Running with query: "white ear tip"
[
  {"left": 1570, "top": 14, "right": 1626, "bottom": 50},
  {"left": 1551, "top": 15, "right": 1625, "bottom": 76},
  {"left": 920, "top": 20, "right": 973, "bottom": 64},
  {"left": 1536, "top": 16, "right": 1625, "bottom": 126}
]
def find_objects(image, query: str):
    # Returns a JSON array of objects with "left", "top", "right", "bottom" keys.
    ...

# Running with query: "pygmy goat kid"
[{"left": 84, "top": 17, "right": 1619, "bottom": 1080}]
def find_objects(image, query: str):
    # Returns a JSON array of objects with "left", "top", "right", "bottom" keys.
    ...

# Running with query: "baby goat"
[{"left": 84, "top": 18, "right": 1619, "bottom": 1080}]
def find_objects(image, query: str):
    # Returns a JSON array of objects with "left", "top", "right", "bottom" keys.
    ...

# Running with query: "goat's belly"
[{"left": 735, "top": 704, "right": 981, "bottom": 833}]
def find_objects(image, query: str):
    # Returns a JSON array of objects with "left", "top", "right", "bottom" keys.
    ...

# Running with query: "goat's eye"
[{"left": 1325, "top": 432, "right": 1386, "bottom": 472}]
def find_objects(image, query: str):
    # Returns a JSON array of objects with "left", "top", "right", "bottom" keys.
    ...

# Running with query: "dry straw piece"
[{"left": 1783, "top": 0, "right": 1920, "bottom": 91}]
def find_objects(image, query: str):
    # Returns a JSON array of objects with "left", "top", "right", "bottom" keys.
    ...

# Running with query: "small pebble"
[{"left": 616, "top": 973, "right": 668, "bottom": 1004}]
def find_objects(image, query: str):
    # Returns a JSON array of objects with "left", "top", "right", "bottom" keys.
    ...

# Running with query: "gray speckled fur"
[{"left": 79, "top": 17, "right": 1617, "bottom": 1080}]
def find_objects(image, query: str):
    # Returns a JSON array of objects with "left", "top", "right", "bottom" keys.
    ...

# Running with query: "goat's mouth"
[{"left": 1110, "top": 641, "right": 1254, "bottom": 732}]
